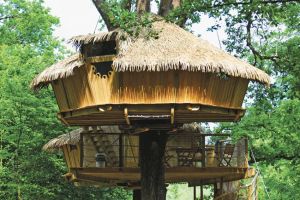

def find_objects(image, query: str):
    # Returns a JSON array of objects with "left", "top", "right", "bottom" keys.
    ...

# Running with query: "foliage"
[
  {"left": 1, "top": 0, "right": 299, "bottom": 199},
  {"left": 102, "top": 0, "right": 160, "bottom": 38},
  {"left": 0, "top": 0, "right": 130, "bottom": 199}
]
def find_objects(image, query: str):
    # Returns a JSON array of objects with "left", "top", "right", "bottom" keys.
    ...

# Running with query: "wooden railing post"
[
  {"left": 245, "top": 137, "right": 249, "bottom": 168},
  {"left": 201, "top": 135, "right": 206, "bottom": 167},
  {"left": 119, "top": 134, "right": 124, "bottom": 168}
]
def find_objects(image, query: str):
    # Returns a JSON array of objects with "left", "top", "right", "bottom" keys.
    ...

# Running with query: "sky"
[{"left": 43, "top": 0, "right": 226, "bottom": 50}]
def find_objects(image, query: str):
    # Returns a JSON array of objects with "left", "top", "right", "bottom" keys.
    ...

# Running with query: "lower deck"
[{"left": 68, "top": 167, "right": 255, "bottom": 188}]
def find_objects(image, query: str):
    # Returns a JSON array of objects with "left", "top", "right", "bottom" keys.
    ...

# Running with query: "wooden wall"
[
  {"left": 52, "top": 64, "right": 249, "bottom": 112},
  {"left": 62, "top": 144, "right": 81, "bottom": 170}
]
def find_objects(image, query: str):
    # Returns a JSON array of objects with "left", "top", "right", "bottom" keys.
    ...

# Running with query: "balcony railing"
[{"left": 81, "top": 133, "right": 248, "bottom": 169}]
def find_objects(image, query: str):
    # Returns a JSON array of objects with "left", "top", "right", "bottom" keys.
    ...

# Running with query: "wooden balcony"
[{"left": 54, "top": 129, "right": 252, "bottom": 188}]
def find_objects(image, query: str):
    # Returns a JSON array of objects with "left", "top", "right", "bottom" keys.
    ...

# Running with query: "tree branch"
[
  {"left": 211, "top": 0, "right": 299, "bottom": 9},
  {"left": 246, "top": 13, "right": 279, "bottom": 65},
  {"left": 0, "top": 15, "right": 15, "bottom": 21},
  {"left": 249, "top": 153, "right": 299, "bottom": 164},
  {"left": 92, "top": 0, "right": 116, "bottom": 31},
  {"left": 173, "top": 0, "right": 298, "bottom": 28}
]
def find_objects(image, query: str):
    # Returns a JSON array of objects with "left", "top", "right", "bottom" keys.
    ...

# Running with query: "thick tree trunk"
[
  {"left": 133, "top": 189, "right": 141, "bottom": 200},
  {"left": 159, "top": 0, "right": 172, "bottom": 16},
  {"left": 136, "top": 0, "right": 151, "bottom": 14},
  {"left": 159, "top": 0, "right": 181, "bottom": 16},
  {"left": 139, "top": 132, "right": 168, "bottom": 200}
]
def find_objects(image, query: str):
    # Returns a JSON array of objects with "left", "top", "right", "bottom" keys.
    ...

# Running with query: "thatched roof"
[
  {"left": 32, "top": 54, "right": 84, "bottom": 89},
  {"left": 43, "top": 126, "right": 122, "bottom": 151},
  {"left": 32, "top": 21, "right": 270, "bottom": 90},
  {"left": 43, "top": 128, "right": 81, "bottom": 151}
]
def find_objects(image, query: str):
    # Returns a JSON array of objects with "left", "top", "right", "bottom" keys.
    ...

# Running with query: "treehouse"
[
  {"left": 43, "top": 125, "right": 258, "bottom": 199},
  {"left": 31, "top": 21, "right": 270, "bottom": 127},
  {"left": 35, "top": 20, "right": 268, "bottom": 200}
]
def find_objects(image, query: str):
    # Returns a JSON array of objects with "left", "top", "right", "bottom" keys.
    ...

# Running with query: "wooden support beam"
[
  {"left": 124, "top": 107, "right": 130, "bottom": 125},
  {"left": 57, "top": 113, "right": 69, "bottom": 125},
  {"left": 170, "top": 107, "right": 175, "bottom": 124},
  {"left": 200, "top": 185, "right": 204, "bottom": 200},
  {"left": 86, "top": 55, "right": 116, "bottom": 63}
]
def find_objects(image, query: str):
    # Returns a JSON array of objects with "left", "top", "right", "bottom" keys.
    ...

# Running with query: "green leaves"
[{"left": 0, "top": 1, "right": 130, "bottom": 199}]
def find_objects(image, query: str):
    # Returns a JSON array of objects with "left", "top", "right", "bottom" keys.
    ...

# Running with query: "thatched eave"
[
  {"left": 43, "top": 123, "right": 203, "bottom": 151},
  {"left": 32, "top": 21, "right": 270, "bottom": 90},
  {"left": 31, "top": 54, "right": 84, "bottom": 90}
]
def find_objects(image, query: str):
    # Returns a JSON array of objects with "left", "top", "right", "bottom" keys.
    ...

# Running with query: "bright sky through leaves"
[{"left": 44, "top": 0, "right": 226, "bottom": 50}]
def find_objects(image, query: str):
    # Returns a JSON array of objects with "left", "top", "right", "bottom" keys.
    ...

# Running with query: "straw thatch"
[
  {"left": 43, "top": 128, "right": 81, "bottom": 151},
  {"left": 31, "top": 21, "right": 270, "bottom": 90},
  {"left": 32, "top": 54, "right": 84, "bottom": 89},
  {"left": 42, "top": 123, "right": 204, "bottom": 151},
  {"left": 43, "top": 126, "right": 122, "bottom": 151}
]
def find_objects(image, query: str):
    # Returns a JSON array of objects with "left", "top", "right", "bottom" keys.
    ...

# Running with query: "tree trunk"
[
  {"left": 136, "top": 0, "right": 151, "bottom": 14},
  {"left": 159, "top": 0, "right": 181, "bottom": 16},
  {"left": 139, "top": 132, "right": 168, "bottom": 200},
  {"left": 159, "top": 0, "right": 172, "bottom": 16},
  {"left": 133, "top": 189, "right": 141, "bottom": 200}
]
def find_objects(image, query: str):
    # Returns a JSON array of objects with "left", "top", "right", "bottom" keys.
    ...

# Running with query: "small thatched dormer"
[{"left": 32, "top": 21, "right": 270, "bottom": 126}]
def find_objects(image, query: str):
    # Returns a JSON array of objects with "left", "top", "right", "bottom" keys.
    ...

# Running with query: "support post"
[
  {"left": 245, "top": 137, "right": 249, "bottom": 167},
  {"left": 139, "top": 131, "right": 168, "bottom": 200},
  {"left": 119, "top": 134, "right": 124, "bottom": 168},
  {"left": 200, "top": 185, "right": 204, "bottom": 200},
  {"left": 201, "top": 135, "right": 206, "bottom": 167}
]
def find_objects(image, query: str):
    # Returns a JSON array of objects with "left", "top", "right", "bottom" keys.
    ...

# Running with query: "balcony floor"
[{"left": 69, "top": 167, "right": 255, "bottom": 188}]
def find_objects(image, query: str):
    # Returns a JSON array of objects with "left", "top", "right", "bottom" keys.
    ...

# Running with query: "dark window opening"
[
  {"left": 93, "top": 62, "right": 113, "bottom": 78},
  {"left": 86, "top": 41, "right": 117, "bottom": 57}
]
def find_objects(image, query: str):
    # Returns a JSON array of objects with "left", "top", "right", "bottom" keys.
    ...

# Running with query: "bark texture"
[
  {"left": 136, "top": 0, "right": 151, "bottom": 14},
  {"left": 139, "top": 132, "right": 168, "bottom": 200},
  {"left": 159, "top": 0, "right": 181, "bottom": 16},
  {"left": 133, "top": 189, "right": 141, "bottom": 200}
]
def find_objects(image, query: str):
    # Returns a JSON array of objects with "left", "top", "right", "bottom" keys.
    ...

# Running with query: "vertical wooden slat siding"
[
  {"left": 53, "top": 67, "right": 249, "bottom": 111},
  {"left": 69, "top": 146, "right": 78, "bottom": 167},
  {"left": 66, "top": 145, "right": 75, "bottom": 168},
  {"left": 62, "top": 146, "right": 71, "bottom": 169},
  {"left": 51, "top": 82, "right": 66, "bottom": 111},
  {"left": 69, "top": 145, "right": 80, "bottom": 167},
  {"left": 52, "top": 80, "right": 70, "bottom": 111},
  {"left": 76, "top": 144, "right": 81, "bottom": 167},
  {"left": 79, "top": 66, "right": 95, "bottom": 108},
  {"left": 63, "top": 68, "right": 83, "bottom": 109}
]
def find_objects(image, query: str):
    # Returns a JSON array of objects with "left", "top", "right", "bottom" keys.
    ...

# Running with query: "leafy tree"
[
  {"left": 1, "top": 0, "right": 299, "bottom": 199},
  {"left": 0, "top": 0, "right": 130, "bottom": 199}
]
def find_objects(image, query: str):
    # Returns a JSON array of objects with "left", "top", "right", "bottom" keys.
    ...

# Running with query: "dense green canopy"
[{"left": 0, "top": 0, "right": 299, "bottom": 199}]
